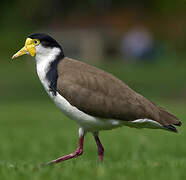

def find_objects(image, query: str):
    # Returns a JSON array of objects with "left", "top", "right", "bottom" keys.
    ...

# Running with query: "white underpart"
[{"left": 35, "top": 45, "right": 163, "bottom": 132}]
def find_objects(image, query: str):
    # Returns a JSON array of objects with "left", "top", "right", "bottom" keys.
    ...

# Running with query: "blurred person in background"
[{"left": 121, "top": 26, "right": 156, "bottom": 62}]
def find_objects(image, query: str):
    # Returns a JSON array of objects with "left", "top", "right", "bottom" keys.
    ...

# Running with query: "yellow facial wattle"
[
  {"left": 25, "top": 38, "right": 36, "bottom": 57},
  {"left": 12, "top": 38, "right": 40, "bottom": 59}
]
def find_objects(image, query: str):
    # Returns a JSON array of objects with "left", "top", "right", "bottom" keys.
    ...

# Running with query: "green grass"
[
  {"left": 0, "top": 100, "right": 186, "bottom": 180},
  {"left": 0, "top": 59, "right": 186, "bottom": 179}
]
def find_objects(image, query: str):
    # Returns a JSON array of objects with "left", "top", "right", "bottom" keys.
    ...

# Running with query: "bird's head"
[{"left": 12, "top": 33, "right": 64, "bottom": 60}]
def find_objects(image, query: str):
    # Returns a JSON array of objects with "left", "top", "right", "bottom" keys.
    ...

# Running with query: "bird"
[{"left": 12, "top": 33, "right": 182, "bottom": 165}]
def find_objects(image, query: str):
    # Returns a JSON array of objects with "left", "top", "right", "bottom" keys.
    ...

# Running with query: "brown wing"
[{"left": 57, "top": 57, "right": 181, "bottom": 127}]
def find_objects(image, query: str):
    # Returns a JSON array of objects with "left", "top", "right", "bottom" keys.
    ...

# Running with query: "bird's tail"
[{"left": 159, "top": 106, "right": 182, "bottom": 133}]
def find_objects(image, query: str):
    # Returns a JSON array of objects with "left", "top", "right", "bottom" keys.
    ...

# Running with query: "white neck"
[{"left": 35, "top": 45, "right": 61, "bottom": 90}]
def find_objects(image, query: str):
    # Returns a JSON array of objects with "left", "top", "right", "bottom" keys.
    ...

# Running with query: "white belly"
[
  {"left": 51, "top": 92, "right": 124, "bottom": 131},
  {"left": 49, "top": 92, "right": 163, "bottom": 132}
]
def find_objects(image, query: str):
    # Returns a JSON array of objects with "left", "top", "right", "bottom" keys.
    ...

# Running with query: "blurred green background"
[{"left": 0, "top": 1, "right": 186, "bottom": 180}]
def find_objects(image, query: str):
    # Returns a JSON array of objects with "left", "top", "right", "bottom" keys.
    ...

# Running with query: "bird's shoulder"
[{"left": 57, "top": 57, "right": 132, "bottom": 97}]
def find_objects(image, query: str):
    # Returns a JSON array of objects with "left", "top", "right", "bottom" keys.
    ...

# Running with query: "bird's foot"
[{"left": 44, "top": 136, "right": 84, "bottom": 166}]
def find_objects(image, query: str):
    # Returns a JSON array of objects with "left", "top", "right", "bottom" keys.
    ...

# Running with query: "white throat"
[{"left": 35, "top": 44, "right": 61, "bottom": 90}]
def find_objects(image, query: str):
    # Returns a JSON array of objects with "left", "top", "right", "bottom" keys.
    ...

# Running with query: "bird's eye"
[{"left": 34, "top": 40, "right": 38, "bottom": 44}]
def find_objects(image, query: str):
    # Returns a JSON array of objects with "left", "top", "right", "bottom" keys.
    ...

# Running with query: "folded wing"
[{"left": 57, "top": 58, "right": 181, "bottom": 130}]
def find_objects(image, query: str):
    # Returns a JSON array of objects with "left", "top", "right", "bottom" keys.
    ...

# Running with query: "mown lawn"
[
  {"left": 0, "top": 59, "right": 186, "bottom": 180},
  {"left": 0, "top": 100, "right": 185, "bottom": 180}
]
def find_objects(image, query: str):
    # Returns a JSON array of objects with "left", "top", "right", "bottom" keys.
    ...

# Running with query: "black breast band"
[{"left": 46, "top": 53, "right": 64, "bottom": 96}]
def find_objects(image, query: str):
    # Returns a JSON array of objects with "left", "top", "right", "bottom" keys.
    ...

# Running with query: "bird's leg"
[
  {"left": 45, "top": 128, "right": 85, "bottom": 166},
  {"left": 93, "top": 132, "right": 104, "bottom": 163}
]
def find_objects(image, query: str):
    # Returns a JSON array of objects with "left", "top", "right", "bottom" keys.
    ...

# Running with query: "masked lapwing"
[{"left": 12, "top": 33, "right": 182, "bottom": 165}]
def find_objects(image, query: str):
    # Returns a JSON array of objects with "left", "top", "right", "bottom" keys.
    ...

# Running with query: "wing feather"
[{"left": 56, "top": 57, "right": 181, "bottom": 129}]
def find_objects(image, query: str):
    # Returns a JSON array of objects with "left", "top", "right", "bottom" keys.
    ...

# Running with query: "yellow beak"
[{"left": 12, "top": 38, "right": 36, "bottom": 59}]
